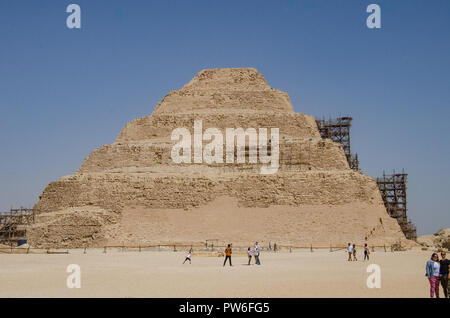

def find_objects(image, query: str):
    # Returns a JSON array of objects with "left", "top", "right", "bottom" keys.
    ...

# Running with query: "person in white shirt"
[
  {"left": 254, "top": 242, "right": 261, "bottom": 265},
  {"left": 346, "top": 243, "right": 353, "bottom": 261},
  {"left": 247, "top": 247, "right": 253, "bottom": 265},
  {"left": 364, "top": 243, "right": 370, "bottom": 261},
  {"left": 183, "top": 248, "right": 192, "bottom": 264},
  {"left": 426, "top": 253, "right": 441, "bottom": 298}
]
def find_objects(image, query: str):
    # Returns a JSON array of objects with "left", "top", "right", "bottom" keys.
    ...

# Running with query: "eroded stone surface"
[{"left": 28, "top": 68, "right": 413, "bottom": 248}]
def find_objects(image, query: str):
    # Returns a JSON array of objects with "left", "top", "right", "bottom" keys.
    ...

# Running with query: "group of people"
[
  {"left": 184, "top": 243, "right": 450, "bottom": 298},
  {"left": 246, "top": 242, "right": 261, "bottom": 266},
  {"left": 425, "top": 251, "right": 449, "bottom": 298},
  {"left": 267, "top": 242, "right": 278, "bottom": 252},
  {"left": 183, "top": 242, "right": 263, "bottom": 267},
  {"left": 346, "top": 243, "right": 371, "bottom": 261},
  {"left": 223, "top": 242, "right": 263, "bottom": 267}
]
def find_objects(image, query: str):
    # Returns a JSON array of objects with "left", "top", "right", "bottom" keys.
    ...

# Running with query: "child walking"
[
  {"left": 183, "top": 248, "right": 192, "bottom": 264},
  {"left": 247, "top": 247, "right": 253, "bottom": 265}
]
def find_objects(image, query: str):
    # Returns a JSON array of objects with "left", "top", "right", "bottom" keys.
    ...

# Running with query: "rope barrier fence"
[{"left": 0, "top": 242, "right": 407, "bottom": 254}]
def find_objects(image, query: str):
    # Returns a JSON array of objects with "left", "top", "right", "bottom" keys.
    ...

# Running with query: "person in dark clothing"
[
  {"left": 440, "top": 252, "right": 450, "bottom": 298},
  {"left": 223, "top": 244, "right": 232, "bottom": 266},
  {"left": 364, "top": 243, "right": 370, "bottom": 261}
]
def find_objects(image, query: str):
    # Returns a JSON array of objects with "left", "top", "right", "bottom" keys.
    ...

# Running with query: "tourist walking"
[
  {"left": 440, "top": 252, "right": 450, "bottom": 298},
  {"left": 346, "top": 243, "right": 353, "bottom": 261},
  {"left": 183, "top": 248, "right": 192, "bottom": 264},
  {"left": 364, "top": 243, "right": 370, "bottom": 261},
  {"left": 426, "top": 253, "right": 440, "bottom": 298},
  {"left": 223, "top": 244, "right": 232, "bottom": 266},
  {"left": 247, "top": 247, "right": 253, "bottom": 265},
  {"left": 352, "top": 244, "right": 357, "bottom": 261}
]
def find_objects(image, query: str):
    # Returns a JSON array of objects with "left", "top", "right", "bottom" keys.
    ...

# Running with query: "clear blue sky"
[{"left": 1, "top": 0, "right": 449, "bottom": 235}]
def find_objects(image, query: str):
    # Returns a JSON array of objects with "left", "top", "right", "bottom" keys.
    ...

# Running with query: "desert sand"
[{"left": 0, "top": 249, "right": 434, "bottom": 298}]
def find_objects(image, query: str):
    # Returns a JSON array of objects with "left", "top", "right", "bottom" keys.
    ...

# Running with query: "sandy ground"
[{"left": 0, "top": 249, "right": 439, "bottom": 298}]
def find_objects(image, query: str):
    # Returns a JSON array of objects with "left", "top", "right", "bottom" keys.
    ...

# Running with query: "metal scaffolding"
[
  {"left": 316, "top": 116, "right": 417, "bottom": 240},
  {"left": 0, "top": 208, "right": 35, "bottom": 245},
  {"left": 315, "top": 117, "right": 359, "bottom": 170},
  {"left": 376, "top": 170, "right": 417, "bottom": 240}
]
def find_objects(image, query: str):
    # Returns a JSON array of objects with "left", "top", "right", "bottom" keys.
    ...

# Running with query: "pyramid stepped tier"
[
  {"left": 153, "top": 68, "right": 294, "bottom": 114},
  {"left": 78, "top": 138, "right": 349, "bottom": 173},
  {"left": 28, "top": 68, "right": 415, "bottom": 248},
  {"left": 116, "top": 113, "right": 319, "bottom": 142},
  {"left": 34, "top": 171, "right": 384, "bottom": 213}
]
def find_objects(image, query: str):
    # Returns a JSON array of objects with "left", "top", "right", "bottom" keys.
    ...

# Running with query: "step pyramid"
[{"left": 29, "top": 68, "right": 412, "bottom": 248}]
